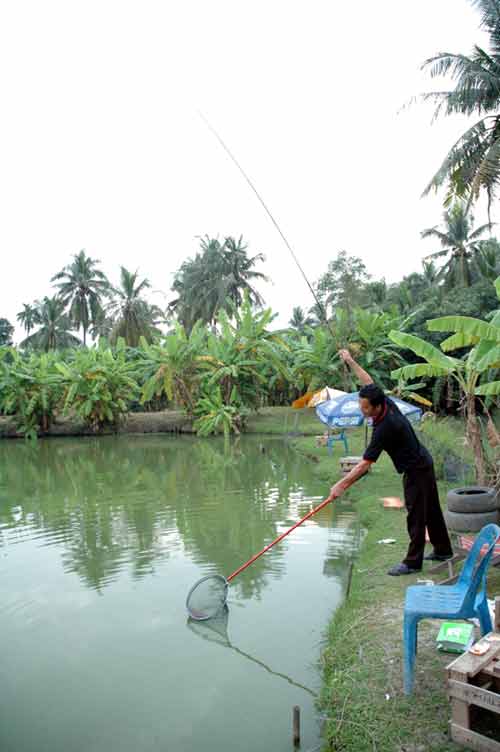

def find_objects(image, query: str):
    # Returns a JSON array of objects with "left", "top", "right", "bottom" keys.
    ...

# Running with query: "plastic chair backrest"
[{"left": 458, "top": 524, "right": 500, "bottom": 609}]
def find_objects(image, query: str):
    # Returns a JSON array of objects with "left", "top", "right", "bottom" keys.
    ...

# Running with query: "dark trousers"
[{"left": 402, "top": 463, "right": 453, "bottom": 569}]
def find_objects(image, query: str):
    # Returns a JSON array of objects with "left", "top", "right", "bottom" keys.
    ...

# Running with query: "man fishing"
[{"left": 328, "top": 349, "right": 453, "bottom": 576}]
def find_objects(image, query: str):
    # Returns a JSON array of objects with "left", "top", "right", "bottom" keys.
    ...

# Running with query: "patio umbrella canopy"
[{"left": 315, "top": 392, "right": 423, "bottom": 429}]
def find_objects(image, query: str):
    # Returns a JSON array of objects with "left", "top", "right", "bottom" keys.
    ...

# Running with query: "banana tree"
[
  {"left": 138, "top": 322, "right": 206, "bottom": 413},
  {"left": 389, "top": 277, "right": 500, "bottom": 484},
  {"left": 199, "top": 299, "right": 290, "bottom": 411},
  {"left": 193, "top": 385, "right": 248, "bottom": 439},
  {"left": 0, "top": 349, "right": 63, "bottom": 437},
  {"left": 56, "top": 340, "right": 139, "bottom": 431},
  {"left": 349, "top": 308, "right": 408, "bottom": 384},
  {"left": 292, "top": 327, "right": 340, "bottom": 393},
  {"left": 388, "top": 377, "right": 434, "bottom": 409}
]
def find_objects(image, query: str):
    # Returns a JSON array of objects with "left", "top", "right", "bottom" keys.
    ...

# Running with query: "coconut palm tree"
[
  {"left": 0, "top": 318, "right": 14, "bottom": 346},
  {"left": 422, "top": 0, "right": 500, "bottom": 213},
  {"left": 476, "top": 237, "right": 500, "bottom": 281},
  {"left": 169, "top": 235, "right": 268, "bottom": 331},
  {"left": 51, "top": 250, "right": 110, "bottom": 345},
  {"left": 88, "top": 309, "right": 115, "bottom": 341},
  {"left": 16, "top": 303, "right": 40, "bottom": 335},
  {"left": 422, "top": 260, "right": 440, "bottom": 290},
  {"left": 220, "top": 235, "right": 268, "bottom": 309},
  {"left": 107, "top": 267, "right": 160, "bottom": 346},
  {"left": 364, "top": 280, "right": 388, "bottom": 310},
  {"left": 21, "top": 297, "right": 81, "bottom": 351},
  {"left": 288, "top": 306, "right": 314, "bottom": 334},
  {"left": 421, "top": 203, "right": 493, "bottom": 288}
]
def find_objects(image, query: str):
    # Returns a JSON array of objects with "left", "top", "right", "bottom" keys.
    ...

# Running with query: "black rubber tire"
[
  {"left": 446, "top": 486, "right": 499, "bottom": 514},
  {"left": 444, "top": 508, "right": 499, "bottom": 533}
]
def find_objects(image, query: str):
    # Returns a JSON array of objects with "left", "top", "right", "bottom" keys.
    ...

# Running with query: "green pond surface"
[{"left": 0, "top": 435, "right": 359, "bottom": 752}]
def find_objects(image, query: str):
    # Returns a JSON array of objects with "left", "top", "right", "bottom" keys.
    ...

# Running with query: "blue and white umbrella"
[{"left": 315, "top": 392, "right": 422, "bottom": 429}]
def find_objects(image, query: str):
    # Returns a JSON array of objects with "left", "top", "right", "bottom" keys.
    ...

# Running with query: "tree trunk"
[{"left": 466, "top": 393, "right": 487, "bottom": 485}]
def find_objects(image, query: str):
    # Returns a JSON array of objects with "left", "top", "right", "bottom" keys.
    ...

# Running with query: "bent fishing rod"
[{"left": 198, "top": 111, "right": 340, "bottom": 345}]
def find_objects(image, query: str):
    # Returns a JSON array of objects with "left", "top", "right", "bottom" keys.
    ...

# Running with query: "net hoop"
[{"left": 185, "top": 574, "right": 228, "bottom": 621}]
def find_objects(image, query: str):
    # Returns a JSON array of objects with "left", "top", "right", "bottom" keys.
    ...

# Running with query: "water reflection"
[
  {"left": 0, "top": 436, "right": 342, "bottom": 595},
  {"left": 0, "top": 434, "right": 361, "bottom": 752},
  {"left": 322, "top": 508, "right": 360, "bottom": 581},
  {"left": 187, "top": 606, "right": 317, "bottom": 697}
]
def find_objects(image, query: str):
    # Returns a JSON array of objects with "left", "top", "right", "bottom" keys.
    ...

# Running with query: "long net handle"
[{"left": 227, "top": 494, "right": 335, "bottom": 582}]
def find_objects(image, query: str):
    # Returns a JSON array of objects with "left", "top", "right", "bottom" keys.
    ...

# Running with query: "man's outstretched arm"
[
  {"left": 339, "top": 349, "right": 373, "bottom": 386},
  {"left": 328, "top": 459, "right": 373, "bottom": 499}
]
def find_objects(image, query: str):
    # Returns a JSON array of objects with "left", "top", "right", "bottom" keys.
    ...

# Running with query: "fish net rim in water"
[{"left": 186, "top": 573, "right": 229, "bottom": 621}]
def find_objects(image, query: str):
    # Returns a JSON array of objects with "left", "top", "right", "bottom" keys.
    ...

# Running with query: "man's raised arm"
[{"left": 338, "top": 349, "right": 373, "bottom": 386}]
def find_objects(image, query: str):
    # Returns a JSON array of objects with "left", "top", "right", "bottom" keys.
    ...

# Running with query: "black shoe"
[
  {"left": 423, "top": 551, "right": 453, "bottom": 562},
  {"left": 387, "top": 562, "right": 422, "bottom": 576}
]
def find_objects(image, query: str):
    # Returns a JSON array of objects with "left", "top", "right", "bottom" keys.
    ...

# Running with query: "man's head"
[{"left": 358, "top": 384, "right": 386, "bottom": 419}]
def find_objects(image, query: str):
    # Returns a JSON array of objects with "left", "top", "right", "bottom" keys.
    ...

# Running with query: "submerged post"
[{"left": 293, "top": 705, "right": 300, "bottom": 747}]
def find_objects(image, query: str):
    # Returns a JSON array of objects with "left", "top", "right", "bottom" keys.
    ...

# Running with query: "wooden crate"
[{"left": 447, "top": 633, "right": 500, "bottom": 750}]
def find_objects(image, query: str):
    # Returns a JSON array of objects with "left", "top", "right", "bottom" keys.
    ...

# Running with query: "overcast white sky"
[{"left": 0, "top": 0, "right": 491, "bottom": 341}]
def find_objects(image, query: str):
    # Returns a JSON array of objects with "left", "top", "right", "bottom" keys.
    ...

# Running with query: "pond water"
[{"left": 0, "top": 435, "right": 359, "bottom": 752}]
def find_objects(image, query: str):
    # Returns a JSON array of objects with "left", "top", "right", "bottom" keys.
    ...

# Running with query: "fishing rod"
[{"left": 198, "top": 111, "right": 340, "bottom": 345}]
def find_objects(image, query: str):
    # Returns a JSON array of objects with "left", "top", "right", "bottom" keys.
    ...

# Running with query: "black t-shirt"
[{"left": 363, "top": 398, "right": 432, "bottom": 474}]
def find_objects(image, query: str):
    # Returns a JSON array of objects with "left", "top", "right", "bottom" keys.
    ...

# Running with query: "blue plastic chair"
[
  {"left": 403, "top": 523, "right": 500, "bottom": 694},
  {"left": 327, "top": 430, "right": 349, "bottom": 455}
]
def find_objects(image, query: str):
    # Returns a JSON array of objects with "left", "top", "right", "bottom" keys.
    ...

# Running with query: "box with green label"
[{"left": 436, "top": 622, "right": 474, "bottom": 653}]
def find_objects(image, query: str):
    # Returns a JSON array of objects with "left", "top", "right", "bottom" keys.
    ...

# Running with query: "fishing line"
[{"left": 197, "top": 111, "right": 338, "bottom": 342}]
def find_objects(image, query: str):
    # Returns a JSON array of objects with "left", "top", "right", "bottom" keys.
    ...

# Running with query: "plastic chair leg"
[
  {"left": 403, "top": 613, "right": 419, "bottom": 695},
  {"left": 476, "top": 597, "right": 493, "bottom": 635}
]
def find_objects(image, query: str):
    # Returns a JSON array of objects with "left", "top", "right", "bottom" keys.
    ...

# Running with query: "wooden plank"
[
  {"left": 477, "top": 666, "right": 500, "bottom": 680},
  {"left": 495, "top": 598, "right": 500, "bottom": 633},
  {"left": 449, "top": 679, "right": 500, "bottom": 713},
  {"left": 448, "top": 643, "right": 500, "bottom": 679},
  {"left": 439, "top": 574, "right": 460, "bottom": 585},
  {"left": 428, "top": 554, "right": 464, "bottom": 574},
  {"left": 450, "top": 723, "right": 500, "bottom": 752},
  {"left": 450, "top": 668, "right": 472, "bottom": 728},
  {"left": 480, "top": 680, "right": 494, "bottom": 690}
]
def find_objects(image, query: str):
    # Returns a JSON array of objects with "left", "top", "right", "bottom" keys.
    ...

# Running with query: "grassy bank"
[{"left": 291, "top": 428, "right": 500, "bottom": 752}]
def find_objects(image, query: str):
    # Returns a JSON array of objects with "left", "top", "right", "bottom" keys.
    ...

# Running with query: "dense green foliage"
[{"left": 0, "top": 295, "right": 412, "bottom": 438}]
